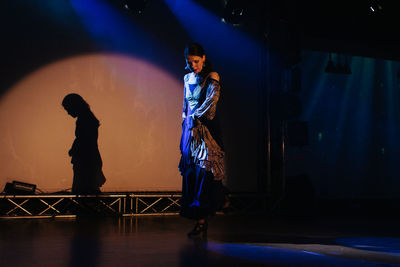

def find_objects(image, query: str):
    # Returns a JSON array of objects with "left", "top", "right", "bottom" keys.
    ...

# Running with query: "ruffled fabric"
[
  {"left": 179, "top": 115, "right": 226, "bottom": 185},
  {"left": 190, "top": 122, "right": 225, "bottom": 183}
]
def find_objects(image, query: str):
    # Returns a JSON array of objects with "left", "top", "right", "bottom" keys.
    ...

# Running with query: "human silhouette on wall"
[{"left": 62, "top": 93, "right": 106, "bottom": 194}]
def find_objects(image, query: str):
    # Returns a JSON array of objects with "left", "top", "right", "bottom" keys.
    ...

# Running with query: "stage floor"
[{"left": 1, "top": 214, "right": 400, "bottom": 266}]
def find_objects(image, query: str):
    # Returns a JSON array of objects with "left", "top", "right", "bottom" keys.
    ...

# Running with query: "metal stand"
[{"left": 0, "top": 192, "right": 266, "bottom": 218}]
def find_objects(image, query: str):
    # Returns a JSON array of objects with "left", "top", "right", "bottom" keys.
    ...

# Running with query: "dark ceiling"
[
  {"left": 0, "top": 0, "right": 398, "bottom": 61},
  {"left": 293, "top": 0, "right": 400, "bottom": 60},
  {"left": 201, "top": 0, "right": 400, "bottom": 60}
]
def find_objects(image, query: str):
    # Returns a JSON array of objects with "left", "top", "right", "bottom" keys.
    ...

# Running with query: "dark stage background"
[{"left": 1, "top": 0, "right": 400, "bottom": 205}]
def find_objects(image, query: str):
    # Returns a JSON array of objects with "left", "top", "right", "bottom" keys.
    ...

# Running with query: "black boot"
[{"left": 187, "top": 221, "right": 208, "bottom": 238}]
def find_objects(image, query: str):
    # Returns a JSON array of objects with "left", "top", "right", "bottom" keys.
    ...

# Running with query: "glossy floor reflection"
[{"left": 1, "top": 215, "right": 400, "bottom": 266}]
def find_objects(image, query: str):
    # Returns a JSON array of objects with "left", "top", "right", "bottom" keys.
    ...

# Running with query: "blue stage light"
[
  {"left": 70, "top": 0, "right": 173, "bottom": 66},
  {"left": 163, "top": 0, "right": 259, "bottom": 74}
]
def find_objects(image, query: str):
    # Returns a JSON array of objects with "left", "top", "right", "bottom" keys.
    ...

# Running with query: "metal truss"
[
  {"left": 130, "top": 193, "right": 182, "bottom": 215},
  {"left": 0, "top": 193, "right": 266, "bottom": 218},
  {"left": 0, "top": 194, "right": 125, "bottom": 218}
]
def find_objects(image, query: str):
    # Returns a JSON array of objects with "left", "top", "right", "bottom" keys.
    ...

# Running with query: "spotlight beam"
[
  {"left": 163, "top": 0, "right": 259, "bottom": 73},
  {"left": 70, "top": 0, "right": 174, "bottom": 74}
]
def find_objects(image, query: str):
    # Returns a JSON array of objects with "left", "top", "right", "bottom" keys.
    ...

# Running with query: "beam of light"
[
  {"left": 331, "top": 58, "right": 354, "bottom": 162},
  {"left": 331, "top": 56, "right": 374, "bottom": 170},
  {"left": 162, "top": 0, "right": 260, "bottom": 77},
  {"left": 305, "top": 55, "right": 355, "bottom": 171},
  {"left": 301, "top": 52, "right": 329, "bottom": 121},
  {"left": 383, "top": 60, "right": 400, "bottom": 191},
  {"left": 69, "top": 0, "right": 174, "bottom": 72},
  {"left": 352, "top": 57, "right": 374, "bottom": 172},
  {"left": 384, "top": 60, "right": 397, "bottom": 154}
]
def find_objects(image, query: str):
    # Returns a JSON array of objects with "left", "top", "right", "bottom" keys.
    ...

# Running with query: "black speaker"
[{"left": 3, "top": 181, "right": 36, "bottom": 195}]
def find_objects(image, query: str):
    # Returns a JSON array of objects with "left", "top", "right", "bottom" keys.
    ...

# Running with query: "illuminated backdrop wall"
[{"left": 0, "top": 54, "right": 182, "bottom": 192}]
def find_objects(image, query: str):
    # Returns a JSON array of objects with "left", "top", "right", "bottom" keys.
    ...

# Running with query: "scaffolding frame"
[{"left": 0, "top": 192, "right": 266, "bottom": 218}]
